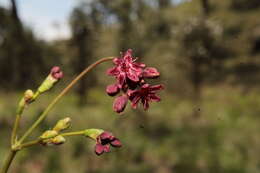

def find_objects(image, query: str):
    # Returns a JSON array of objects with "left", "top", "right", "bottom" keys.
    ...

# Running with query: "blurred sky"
[
  {"left": 0, "top": 0, "right": 183, "bottom": 41},
  {"left": 0, "top": 0, "right": 76, "bottom": 41}
]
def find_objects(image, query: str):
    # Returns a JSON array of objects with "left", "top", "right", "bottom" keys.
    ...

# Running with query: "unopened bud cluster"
[
  {"left": 16, "top": 67, "right": 63, "bottom": 115},
  {"left": 40, "top": 117, "right": 71, "bottom": 146}
]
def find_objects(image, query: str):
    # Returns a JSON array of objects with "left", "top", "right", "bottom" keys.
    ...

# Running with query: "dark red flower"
[
  {"left": 113, "top": 95, "right": 128, "bottom": 113},
  {"left": 50, "top": 66, "right": 63, "bottom": 80},
  {"left": 106, "top": 49, "right": 163, "bottom": 113},
  {"left": 95, "top": 132, "right": 122, "bottom": 156},
  {"left": 128, "top": 84, "right": 164, "bottom": 110},
  {"left": 107, "top": 49, "right": 145, "bottom": 88}
]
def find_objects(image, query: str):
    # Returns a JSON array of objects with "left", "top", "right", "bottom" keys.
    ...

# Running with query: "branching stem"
[
  {"left": 18, "top": 57, "right": 114, "bottom": 144},
  {"left": 1, "top": 56, "right": 114, "bottom": 173}
]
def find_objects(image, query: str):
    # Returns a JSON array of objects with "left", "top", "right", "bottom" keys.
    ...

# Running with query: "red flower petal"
[
  {"left": 95, "top": 144, "right": 104, "bottom": 156},
  {"left": 107, "top": 67, "right": 119, "bottom": 76},
  {"left": 103, "top": 144, "right": 111, "bottom": 153},
  {"left": 142, "top": 67, "right": 160, "bottom": 78},
  {"left": 111, "top": 139, "right": 122, "bottom": 148}
]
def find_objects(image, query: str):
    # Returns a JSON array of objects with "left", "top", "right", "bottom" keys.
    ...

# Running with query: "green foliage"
[{"left": 1, "top": 87, "right": 260, "bottom": 173}]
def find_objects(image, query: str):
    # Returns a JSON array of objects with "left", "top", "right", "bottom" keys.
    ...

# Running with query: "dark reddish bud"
[
  {"left": 142, "top": 67, "right": 160, "bottom": 78},
  {"left": 51, "top": 66, "right": 63, "bottom": 80},
  {"left": 113, "top": 95, "right": 128, "bottom": 113},
  {"left": 106, "top": 84, "right": 119, "bottom": 96}
]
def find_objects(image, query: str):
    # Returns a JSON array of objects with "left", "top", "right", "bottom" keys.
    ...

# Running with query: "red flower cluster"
[
  {"left": 95, "top": 132, "right": 122, "bottom": 155},
  {"left": 106, "top": 49, "right": 163, "bottom": 113}
]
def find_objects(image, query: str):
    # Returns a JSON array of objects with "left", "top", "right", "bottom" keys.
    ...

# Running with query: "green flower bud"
[
  {"left": 40, "top": 130, "right": 58, "bottom": 139},
  {"left": 24, "top": 89, "right": 34, "bottom": 103},
  {"left": 84, "top": 129, "right": 104, "bottom": 140},
  {"left": 38, "top": 75, "right": 58, "bottom": 94},
  {"left": 51, "top": 135, "right": 66, "bottom": 145},
  {"left": 17, "top": 89, "right": 35, "bottom": 114},
  {"left": 37, "top": 66, "right": 63, "bottom": 94},
  {"left": 53, "top": 117, "right": 71, "bottom": 132}
]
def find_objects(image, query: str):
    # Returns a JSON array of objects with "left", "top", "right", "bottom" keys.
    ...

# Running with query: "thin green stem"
[
  {"left": 18, "top": 57, "right": 114, "bottom": 144},
  {"left": 60, "top": 131, "right": 85, "bottom": 137},
  {"left": 0, "top": 151, "right": 17, "bottom": 173},
  {"left": 19, "top": 131, "right": 85, "bottom": 149},
  {"left": 19, "top": 139, "right": 41, "bottom": 149},
  {"left": 11, "top": 114, "right": 21, "bottom": 145}
]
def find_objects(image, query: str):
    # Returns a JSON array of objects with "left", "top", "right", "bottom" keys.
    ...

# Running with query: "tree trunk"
[{"left": 201, "top": 0, "right": 210, "bottom": 16}]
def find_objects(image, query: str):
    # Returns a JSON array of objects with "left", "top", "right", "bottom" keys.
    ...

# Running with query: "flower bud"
[
  {"left": 113, "top": 95, "right": 128, "bottom": 113},
  {"left": 17, "top": 89, "right": 35, "bottom": 114},
  {"left": 24, "top": 89, "right": 34, "bottom": 103},
  {"left": 40, "top": 130, "right": 58, "bottom": 139},
  {"left": 106, "top": 84, "right": 119, "bottom": 96},
  {"left": 37, "top": 66, "right": 63, "bottom": 94},
  {"left": 51, "top": 66, "right": 64, "bottom": 80},
  {"left": 84, "top": 129, "right": 104, "bottom": 140},
  {"left": 51, "top": 135, "right": 66, "bottom": 145},
  {"left": 142, "top": 67, "right": 160, "bottom": 78},
  {"left": 53, "top": 117, "right": 71, "bottom": 132}
]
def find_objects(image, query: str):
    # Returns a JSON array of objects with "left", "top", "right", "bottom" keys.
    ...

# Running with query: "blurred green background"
[{"left": 1, "top": 0, "right": 260, "bottom": 172}]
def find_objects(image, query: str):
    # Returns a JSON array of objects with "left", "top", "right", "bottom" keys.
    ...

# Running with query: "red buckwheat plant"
[{"left": 0, "top": 49, "right": 163, "bottom": 173}]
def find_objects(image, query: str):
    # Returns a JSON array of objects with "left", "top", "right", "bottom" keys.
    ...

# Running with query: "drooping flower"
[
  {"left": 107, "top": 49, "right": 145, "bottom": 88},
  {"left": 95, "top": 132, "right": 122, "bottom": 156},
  {"left": 128, "top": 84, "right": 164, "bottom": 110}
]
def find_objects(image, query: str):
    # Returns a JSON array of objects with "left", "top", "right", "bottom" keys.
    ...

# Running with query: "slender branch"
[
  {"left": 18, "top": 57, "right": 114, "bottom": 144},
  {"left": 19, "top": 139, "right": 41, "bottom": 149},
  {"left": 0, "top": 151, "right": 17, "bottom": 173},
  {"left": 11, "top": 98, "right": 26, "bottom": 145},
  {"left": 19, "top": 131, "right": 85, "bottom": 149},
  {"left": 11, "top": 114, "right": 21, "bottom": 145},
  {"left": 60, "top": 131, "right": 85, "bottom": 137}
]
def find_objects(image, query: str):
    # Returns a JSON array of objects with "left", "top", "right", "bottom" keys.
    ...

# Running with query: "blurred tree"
[
  {"left": 201, "top": 0, "right": 210, "bottom": 15},
  {"left": 70, "top": 4, "right": 100, "bottom": 105},
  {"left": 175, "top": 0, "right": 232, "bottom": 117},
  {"left": 0, "top": 1, "right": 59, "bottom": 90},
  {"left": 98, "top": 0, "right": 150, "bottom": 57},
  {"left": 230, "top": 0, "right": 260, "bottom": 11}
]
